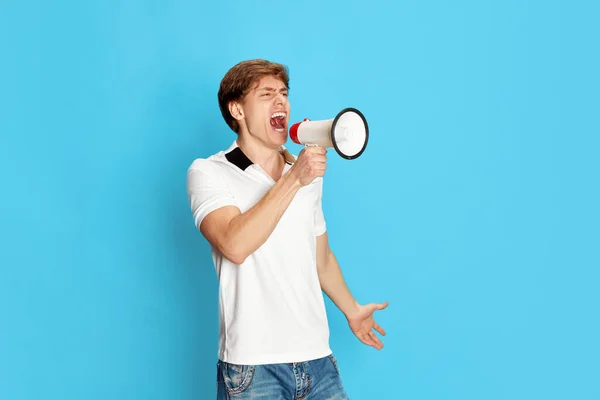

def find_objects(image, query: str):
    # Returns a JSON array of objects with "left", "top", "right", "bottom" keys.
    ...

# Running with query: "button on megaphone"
[{"left": 289, "top": 107, "right": 369, "bottom": 160}]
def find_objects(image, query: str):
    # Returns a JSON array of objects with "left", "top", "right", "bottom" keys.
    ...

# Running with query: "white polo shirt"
[{"left": 186, "top": 140, "right": 332, "bottom": 365}]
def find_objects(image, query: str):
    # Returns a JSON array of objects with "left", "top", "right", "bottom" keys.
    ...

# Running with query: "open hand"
[{"left": 347, "top": 302, "right": 388, "bottom": 350}]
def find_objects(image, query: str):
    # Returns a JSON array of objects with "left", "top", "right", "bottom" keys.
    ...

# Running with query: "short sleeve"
[
  {"left": 314, "top": 178, "right": 327, "bottom": 236},
  {"left": 186, "top": 159, "right": 238, "bottom": 228}
]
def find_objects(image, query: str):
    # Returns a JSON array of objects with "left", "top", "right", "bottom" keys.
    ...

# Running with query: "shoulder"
[
  {"left": 187, "top": 149, "right": 229, "bottom": 175},
  {"left": 186, "top": 151, "right": 233, "bottom": 190},
  {"left": 188, "top": 157, "right": 216, "bottom": 173}
]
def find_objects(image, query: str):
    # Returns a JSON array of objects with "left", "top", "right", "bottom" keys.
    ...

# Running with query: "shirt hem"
[{"left": 219, "top": 346, "right": 333, "bottom": 366}]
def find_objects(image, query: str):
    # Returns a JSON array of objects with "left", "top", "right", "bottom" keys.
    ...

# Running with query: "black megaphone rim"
[{"left": 330, "top": 107, "right": 369, "bottom": 160}]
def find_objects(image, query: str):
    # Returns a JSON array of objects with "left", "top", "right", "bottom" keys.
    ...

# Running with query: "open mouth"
[{"left": 270, "top": 112, "right": 287, "bottom": 133}]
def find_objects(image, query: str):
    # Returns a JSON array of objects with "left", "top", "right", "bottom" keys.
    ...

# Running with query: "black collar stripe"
[
  {"left": 225, "top": 146, "right": 293, "bottom": 170},
  {"left": 225, "top": 147, "right": 253, "bottom": 171}
]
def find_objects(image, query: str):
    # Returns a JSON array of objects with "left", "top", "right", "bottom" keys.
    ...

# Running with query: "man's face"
[{"left": 234, "top": 75, "right": 290, "bottom": 148}]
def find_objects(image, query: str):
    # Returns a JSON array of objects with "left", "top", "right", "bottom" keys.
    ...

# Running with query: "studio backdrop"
[{"left": 1, "top": 0, "right": 599, "bottom": 399}]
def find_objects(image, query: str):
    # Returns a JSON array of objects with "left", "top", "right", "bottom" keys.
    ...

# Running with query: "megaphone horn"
[{"left": 289, "top": 107, "right": 369, "bottom": 160}]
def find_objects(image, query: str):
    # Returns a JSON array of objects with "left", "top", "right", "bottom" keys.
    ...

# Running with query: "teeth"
[{"left": 270, "top": 112, "right": 287, "bottom": 119}]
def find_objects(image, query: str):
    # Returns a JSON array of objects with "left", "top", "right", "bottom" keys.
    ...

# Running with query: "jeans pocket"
[
  {"left": 327, "top": 354, "right": 340, "bottom": 375},
  {"left": 221, "top": 362, "right": 255, "bottom": 395}
]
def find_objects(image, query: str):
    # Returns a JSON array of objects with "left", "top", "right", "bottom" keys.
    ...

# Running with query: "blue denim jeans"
[{"left": 216, "top": 354, "right": 349, "bottom": 399}]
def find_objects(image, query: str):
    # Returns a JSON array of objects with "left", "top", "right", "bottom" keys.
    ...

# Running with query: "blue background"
[{"left": 1, "top": 0, "right": 599, "bottom": 399}]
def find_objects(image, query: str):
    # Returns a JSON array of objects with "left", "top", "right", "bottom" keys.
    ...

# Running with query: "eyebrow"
[{"left": 257, "top": 87, "right": 288, "bottom": 92}]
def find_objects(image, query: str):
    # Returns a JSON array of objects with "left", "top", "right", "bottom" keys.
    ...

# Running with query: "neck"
[{"left": 237, "top": 133, "right": 285, "bottom": 180}]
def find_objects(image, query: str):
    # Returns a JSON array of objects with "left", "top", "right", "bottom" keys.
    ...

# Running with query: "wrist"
[
  {"left": 282, "top": 169, "right": 302, "bottom": 190},
  {"left": 344, "top": 301, "right": 361, "bottom": 319}
]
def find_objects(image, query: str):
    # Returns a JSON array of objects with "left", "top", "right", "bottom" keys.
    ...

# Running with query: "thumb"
[{"left": 366, "top": 302, "right": 387, "bottom": 313}]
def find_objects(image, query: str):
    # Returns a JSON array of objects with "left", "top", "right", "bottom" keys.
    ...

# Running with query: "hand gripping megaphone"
[{"left": 289, "top": 108, "right": 369, "bottom": 160}]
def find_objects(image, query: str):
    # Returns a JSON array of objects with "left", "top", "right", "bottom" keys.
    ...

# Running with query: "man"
[{"left": 186, "top": 59, "right": 387, "bottom": 399}]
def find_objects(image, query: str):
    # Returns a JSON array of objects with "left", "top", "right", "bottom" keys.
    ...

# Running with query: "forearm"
[
  {"left": 226, "top": 172, "right": 301, "bottom": 262},
  {"left": 318, "top": 251, "right": 360, "bottom": 318}
]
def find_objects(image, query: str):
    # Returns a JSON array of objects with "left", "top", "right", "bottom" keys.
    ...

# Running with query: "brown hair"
[{"left": 218, "top": 59, "right": 290, "bottom": 133}]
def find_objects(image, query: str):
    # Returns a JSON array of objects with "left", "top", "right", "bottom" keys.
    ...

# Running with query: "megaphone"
[{"left": 289, "top": 107, "right": 369, "bottom": 160}]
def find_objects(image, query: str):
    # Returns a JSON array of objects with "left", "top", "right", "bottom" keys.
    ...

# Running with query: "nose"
[{"left": 274, "top": 92, "right": 287, "bottom": 105}]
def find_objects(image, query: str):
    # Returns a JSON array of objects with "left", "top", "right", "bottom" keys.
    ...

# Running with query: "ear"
[{"left": 228, "top": 101, "right": 244, "bottom": 121}]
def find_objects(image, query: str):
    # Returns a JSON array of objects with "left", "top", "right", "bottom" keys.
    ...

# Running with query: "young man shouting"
[{"left": 186, "top": 59, "right": 388, "bottom": 399}]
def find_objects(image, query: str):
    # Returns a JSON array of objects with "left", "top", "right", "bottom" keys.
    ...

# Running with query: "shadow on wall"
[{"left": 153, "top": 78, "right": 231, "bottom": 397}]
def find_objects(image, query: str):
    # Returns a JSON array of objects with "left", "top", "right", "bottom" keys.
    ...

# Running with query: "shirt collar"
[{"left": 225, "top": 141, "right": 295, "bottom": 171}]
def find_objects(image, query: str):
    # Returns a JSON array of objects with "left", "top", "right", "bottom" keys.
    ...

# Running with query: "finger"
[
  {"left": 359, "top": 333, "right": 377, "bottom": 348},
  {"left": 313, "top": 169, "right": 327, "bottom": 178},
  {"left": 308, "top": 155, "right": 328, "bottom": 163},
  {"left": 369, "top": 331, "right": 384, "bottom": 350},
  {"left": 363, "top": 331, "right": 379, "bottom": 348},
  {"left": 373, "top": 302, "right": 388, "bottom": 311},
  {"left": 305, "top": 146, "right": 327, "bottom": 155},
  {"left": 312, "top": 169, "right": 326, "bottom": 179},
  {"left": 374, "top": 322, "right": 386, "bottom": 336}
]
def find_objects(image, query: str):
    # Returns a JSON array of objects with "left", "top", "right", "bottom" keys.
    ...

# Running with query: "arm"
[
  {"left": 316, "top": 232, "right": 388, "bottom": 350},
  {"left": 187, "top": 146, "right": 327, "bottom": 264},
  {"left": 200, "top": 173, "right": 300, "bottom": 264},
  {"left": 316, "top": 232, "right": 360, "bottom": 317}
]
